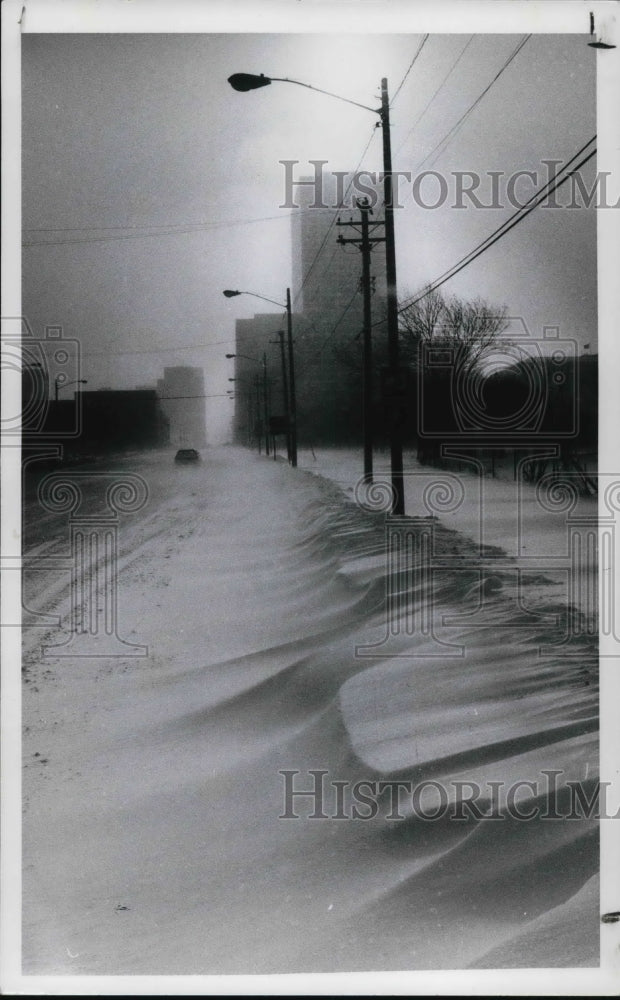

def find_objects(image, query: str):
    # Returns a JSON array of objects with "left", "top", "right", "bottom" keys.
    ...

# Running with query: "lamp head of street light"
[
  {"left": 228, "top": 73, "right": 272, "bottom": 92},
  {"left": 223, "top": 289, "right": 242, "bottom": 298},
  {"left": 225, "top": 353, "right": 236, "bottom": 358}
]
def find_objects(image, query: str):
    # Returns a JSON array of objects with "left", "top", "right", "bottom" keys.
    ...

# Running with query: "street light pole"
[
  {"left": 261, "top": 352, "right": 270, "bottom": 457},
  {"left": 223, "top": 288, "right": 297, "bottom": 465},
  {"left": 285, "top": 288, "right": 297, "bottom": 468},
  {"left": 253, "top": 373, "right": 263, "bottom": 454},
  {"left": 379, "top": 77, "right": 405, "bottom": 515},
  {"left": 227, "top": 73, "right": 406, "bottom": 512},
  {"left": 225, "top": 349, "right": 271, "bottom": 456},
  {"left": 360, "top": 201, "right": 374, "bottom": 484},
  {"left": 273, "top": 330, "right": 290, "bottom": 462},
  {"left": 55, "top": 377, "right": 88, "bottom": 401}
]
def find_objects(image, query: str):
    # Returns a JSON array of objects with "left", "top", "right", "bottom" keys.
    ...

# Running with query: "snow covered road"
[{"left": 22, "top": 446, "right": 599, "bottom": 974}]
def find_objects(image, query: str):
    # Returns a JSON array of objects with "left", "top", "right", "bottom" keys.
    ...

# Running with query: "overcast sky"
[{"left": 22, "top": 29, "right": 597, "bottom": 442}]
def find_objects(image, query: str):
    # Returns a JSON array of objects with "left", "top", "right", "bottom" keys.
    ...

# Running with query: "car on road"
[{"left": 174, "top": 448, "right": 201, "bottom": 464}]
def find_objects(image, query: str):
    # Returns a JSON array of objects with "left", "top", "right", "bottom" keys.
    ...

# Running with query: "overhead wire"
[
  {"left": 294, "top": 284, "right": 362, "bottom": 381},
  {"left": 22, "top": 210, "right": 317, "bottom": 248},
  {"left": 395, "top": 35, "right": 475, "bottom": 158},
  {"left": 291, "top": 124, "right": 378, "bottom": 310},
  {"left": 288, "top": 116, "right": 393, "bottom": 370},
  {"left": 390, "top": 34, "right": 430, "bottom": 106},
  {"left": 291, "top": 35, "right": 533, "bottom": 355},
  {"left": 32, "top": 34, "right": 580, "bottom": 394},
  {"left": 397, "top": 139, "right": 597, "bottom": 313},
  {"left": 413, "top": 34, "right": 531, "bottom": 174}
]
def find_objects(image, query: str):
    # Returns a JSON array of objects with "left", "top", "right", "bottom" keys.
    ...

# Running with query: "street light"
[
  {"left": 588, "top": 11, "right": 616, "bottom": 47},
  {"left": 55, "top": 377, "right": 87, "bottom": 402},
  {"left": 223, "top": 289, "right": 296, "bottom": 467},
  {"left": 227, "top": 73, "right": 405, "bottom": 514},
  {"left": 225, "top": 351, "right": 271, "bottom": 456},
  {"left": 226, "top": 352, "right": 261, "bottom": 362}
]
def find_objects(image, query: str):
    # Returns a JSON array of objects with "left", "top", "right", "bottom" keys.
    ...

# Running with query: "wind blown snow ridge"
[{"left": 22, "top": 448, "right": 598, "bottom": 974}]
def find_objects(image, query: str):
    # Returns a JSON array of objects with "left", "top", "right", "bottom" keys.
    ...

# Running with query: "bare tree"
[{"left": 399, "top": 287, "right": 508, "bottom": 372}]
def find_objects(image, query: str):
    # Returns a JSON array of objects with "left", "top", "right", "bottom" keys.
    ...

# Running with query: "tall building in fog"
[
  {"left": 157, "top": 366, "right": 207, "bottom": 447},
  {"left": 291, "top": 170, "right": 387, "bottom": 323},
  {"left": 228, "top": 171, "right": 391, "bottom": 448}
]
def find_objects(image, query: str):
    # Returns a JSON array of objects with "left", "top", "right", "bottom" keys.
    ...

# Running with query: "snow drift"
[{"left": 22, "top": 446, "right": 598, "bottom": 974}]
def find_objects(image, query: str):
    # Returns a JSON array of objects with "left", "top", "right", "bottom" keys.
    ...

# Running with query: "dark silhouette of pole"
[
  {"left": 224, "top": 290, "right": 298, "bottom": 462},
  {"left": 286, "top": 288, "right": 297, "bottom": 468},
  {"left": 380, "top": 77, "right": 405, "bottom": 515},
  {"left": 360, "top": 202, "right": 373, "bottom": 483},
  {"left": 261, "top": 352, "right": 270, "bottom": 456},
  {"left": 337, "top": 199, "right": 384, "bottom": 484},
  {"left": 274, "top": 330, "right": 290, "bottom": 461},
  {"left": 226, "top": 75, "right": 406, "bottom": 507},
  {"left": 55, "top": 377, "right": 87, "bottom": 401},
  {"left": 229, "top": 376, "right": 260, "bottom": 452},
  {"left": 253, "top": 374, "right": 262, "bottom": 453},
  {"left": 246, "top": 391, "right": 253, "bottom": 447},
  {"left": 226, "top": 349, "right": 271, "bottom": 456}
]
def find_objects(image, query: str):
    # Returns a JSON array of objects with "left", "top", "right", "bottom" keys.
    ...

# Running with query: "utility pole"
[
  {"left": 337, "top": 197, "right": 385, "bottom": 485},
  {"left": 246, "top": 390, "right": 253, "bottom": 448},
  {"left": 253, "top": 374, "right": 262, "bottom": 454},
  {"left": 261, "top": 352, "right": 270, "bottom": 456},
  {"left": 286, "top": 288, "right": 297, "bottom": 468},
  {"left": 271, "top": 330, "right": 290, "bottom": 462},
  {"left": 380, "top": 77, "right": 405, "bottom": 515},
  {"left": 228, "top": 71, "right": 406, "bottom": 513}
]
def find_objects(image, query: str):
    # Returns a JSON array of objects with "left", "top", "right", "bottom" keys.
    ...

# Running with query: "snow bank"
[{"left": 22, "top": 446, "right": 598, "bottom": 974}]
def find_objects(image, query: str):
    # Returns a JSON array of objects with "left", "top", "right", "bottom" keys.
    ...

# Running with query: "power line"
[
  {"left": 22, "top": 211, "right": 313, "bottom": 249},
  {"left": 398, "top": 141, "right": 597, "bottom": 313},
  {"left": 414, "top": 34, "right": 531, "bottom": 173},
  {"left": 316, "top": 287, "right": 360, "bottom": 354},
  {"left": 82, "top": 325, "right": 305, "bottom": 358},
  {"left": 82, "top": 139, "right": 595, "bottom": 363},
  {"left": 160, "top": 393, "right": 231, "bottom": 400},
  {"left": 395, "top": 35, "right": 475, "bottom": 158},
  {"left": 23, "top": 209, "right": 321, "bottom": 234},
  {"left": 291, "top": 128, "right": 376, "bottom": 308},
  {"left": 295, "top": 285, "right": 361, "bottom": 381},
  {"left": 415, "top": 136, "right": 596, "bottom": 295},
  {"left": 400, "top": 138, "right": 595, "bottom": 310},
  {"left": 390, "top": 34, "right": 430, "bottom": 106},
  {"left": 292, "top": 124, "right": 378, "bottom": 309},
  {"left": 82, "top": 340, "right": 233, "bottom": 358}
]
